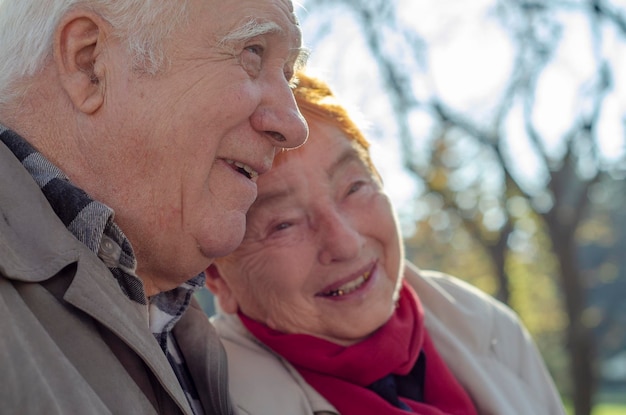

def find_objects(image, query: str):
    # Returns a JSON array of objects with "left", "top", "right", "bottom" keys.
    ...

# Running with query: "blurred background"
[{"left": 198, "top": 1, "right": 626, "bottom": 414}]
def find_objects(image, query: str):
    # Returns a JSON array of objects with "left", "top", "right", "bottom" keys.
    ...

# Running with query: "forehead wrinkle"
[{"left": 250, "top": 147, "right": 363, "bottom": 217}]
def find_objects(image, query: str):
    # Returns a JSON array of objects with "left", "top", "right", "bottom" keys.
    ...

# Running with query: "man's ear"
[
  {"left": 54, "top": 10, "right": 109, "bottom": 114},
  {"left": 205, "top": 264, "right": 240, "bottom": 314}
]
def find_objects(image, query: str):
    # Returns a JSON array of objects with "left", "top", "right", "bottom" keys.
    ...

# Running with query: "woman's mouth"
[{"left": 318, "top": 270, "right": 372, "bottom": 297}]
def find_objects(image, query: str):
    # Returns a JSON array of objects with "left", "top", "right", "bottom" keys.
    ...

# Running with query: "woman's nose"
[
  {"left": 317, "top": 211, "right": 363, "bottom": 265},
  {"left": 250, "top": 75, "right": 308, "bottom": 149}
]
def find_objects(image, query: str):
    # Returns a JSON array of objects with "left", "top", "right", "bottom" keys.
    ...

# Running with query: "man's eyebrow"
[
  {"left": 218, "top": 18, "right": 308, "bottom": 71},
  {"left": 218, "top": 18, "right": 282, "bottom": 46}
]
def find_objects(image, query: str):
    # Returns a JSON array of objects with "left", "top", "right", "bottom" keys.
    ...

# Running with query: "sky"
[{"left": 295, "top": 0, "right": 626, "bottom": 233}]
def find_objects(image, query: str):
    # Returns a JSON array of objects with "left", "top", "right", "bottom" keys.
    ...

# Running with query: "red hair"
[{"left": 292, "top": 72, "right": 379, "bottom": 177}]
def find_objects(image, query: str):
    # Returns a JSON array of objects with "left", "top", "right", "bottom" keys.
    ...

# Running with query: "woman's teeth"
[{"left": 322, "top": 271, "right": 371, "bottom": 297}]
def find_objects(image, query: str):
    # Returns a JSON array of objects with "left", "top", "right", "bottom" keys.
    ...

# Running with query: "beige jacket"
[
  {"left": 0, "top": 140, "right": 232, "bottom": 414},
  {"left": 211, "top": 264, "right": 566, "bottom": 415}
]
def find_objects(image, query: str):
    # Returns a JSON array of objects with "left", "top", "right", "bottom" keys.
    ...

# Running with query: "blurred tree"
[
  {"left": 404, "top": 190, "right": 570, "bottom": 394},
  {"left": 297, "top": 1, "right": 626, "bottom": 414},
  {"left": 578, "top": 177, "right": 626, "bottom": 397}
]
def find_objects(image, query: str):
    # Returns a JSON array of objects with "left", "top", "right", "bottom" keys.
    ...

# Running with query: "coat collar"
[
  {"left": 0, "top": 140, "right": 80, "bottom": 282},
  {"left": 0, "top": 140, "right": 193, "bottom": 414},
  {"left": 213, "top": 312, "right": 339, "bottom": 414}
]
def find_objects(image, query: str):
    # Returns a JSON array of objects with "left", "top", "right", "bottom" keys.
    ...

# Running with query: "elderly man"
[{"left": 0, "top": 0, "right": 307, "bottom": 414}]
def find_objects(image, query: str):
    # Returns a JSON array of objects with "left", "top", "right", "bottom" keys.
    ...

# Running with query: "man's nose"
[{"left": 250, "top": 75, "right": 308, "bottom": 149}]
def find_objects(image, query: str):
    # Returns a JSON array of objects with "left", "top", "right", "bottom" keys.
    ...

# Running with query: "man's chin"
[{"left": 197, "top": 222, "right": 246, "bottom": 259}]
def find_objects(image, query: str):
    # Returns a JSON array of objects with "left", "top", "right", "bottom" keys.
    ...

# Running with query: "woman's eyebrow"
[
  {"left": 251, "top": 187, "right": 295, "bottom": 213},
  {"left": 327, "top": 148, "right": 363, "bottom": 180},
  {"left": 251, "top": 147, "right": 362, "bottom": 211}
]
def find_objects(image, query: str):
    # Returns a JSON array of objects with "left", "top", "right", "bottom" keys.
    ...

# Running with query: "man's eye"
[
  {"left": 241, "top": 46, "right": 263, "bottom": 77},
  {"left": 244, "top": 44, "right": 264, "bottom": 56},
  {"left": 347, "top": 181, "right": 364, "bottom": 195},
  {"left": 284, "top": 67, "right": 295, "bottom": 87}
]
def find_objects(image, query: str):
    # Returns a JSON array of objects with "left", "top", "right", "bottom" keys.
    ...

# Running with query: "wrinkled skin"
[
  {"left": 46, "top": 0, "right": 309, "bottom": 295},
  {"left": 211, "top": 112, "right": 404, "bottom": 346}
]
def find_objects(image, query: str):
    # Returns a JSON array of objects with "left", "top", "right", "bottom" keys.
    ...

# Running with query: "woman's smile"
[
  {"left": 316, "top": 262, "right": 377, "bottom": 298},
  {"left": 212, "top": 111, "right": 404, "bottom": 345}
]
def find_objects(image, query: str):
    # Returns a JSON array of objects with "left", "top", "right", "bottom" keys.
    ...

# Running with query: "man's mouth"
[
  {"left": 317, "top": 270, "right": 372, "bottom": 297},
  {"left": 226, "top": 159, "right": 259, "bottom": 180}
]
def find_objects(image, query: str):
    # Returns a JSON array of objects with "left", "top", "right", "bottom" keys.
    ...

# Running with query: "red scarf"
[{"left": 240, "top": 280, "right": 477, "bottom": 415}]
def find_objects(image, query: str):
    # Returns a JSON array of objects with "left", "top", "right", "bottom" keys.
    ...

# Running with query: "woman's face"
[{"left": 215, "top": 112, "right": 404, "bottom": 346}]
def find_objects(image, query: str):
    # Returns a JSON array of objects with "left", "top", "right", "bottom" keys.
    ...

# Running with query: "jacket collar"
[
  {"left": 0, "top": 140, "right": 193, "bottom": 413},
  {"left": 215, "top": 312, "right": 339, "bottom": 414},
  {"left": 0, "top": 139, "right": 81, "bottom": 282}
]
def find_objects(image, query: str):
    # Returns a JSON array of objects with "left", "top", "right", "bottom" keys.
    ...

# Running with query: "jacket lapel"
[
  {"left": 64, "top": 255, "right": 193, "bottom": 414},
  {"left": 174, "top": 300, "right": 233, "bottom": 415}
]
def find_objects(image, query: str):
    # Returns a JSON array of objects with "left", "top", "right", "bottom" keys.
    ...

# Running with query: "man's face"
[
  {"left": 216, "top": 113, "right": 404, "bottom": 346},
  {"left": 94, "top": 0, "right": 307, "bottom": 293}
]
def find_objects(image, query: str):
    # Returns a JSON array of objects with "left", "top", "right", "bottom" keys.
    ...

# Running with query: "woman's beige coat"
[
  {"left": 211, "top": 264, "right": 566, "bottom": 415},
  {"left": 0, "top": 140, "right": 231, "bottom": 415}
]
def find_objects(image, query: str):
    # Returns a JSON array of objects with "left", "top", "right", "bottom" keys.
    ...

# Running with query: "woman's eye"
[
  {"left": 265, "top": 221, "right": 292, "bottom": 239},
  {"left": 273, "top": 222, "right": 292, "bottom": 232}
]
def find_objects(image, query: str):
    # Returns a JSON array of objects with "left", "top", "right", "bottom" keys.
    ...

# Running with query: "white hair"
[
  {"left": 0, "top": 0, "right": 190, "bottom": 106},
  {"left": 219, "top": 18, "right": 283, "bottom": 46}
]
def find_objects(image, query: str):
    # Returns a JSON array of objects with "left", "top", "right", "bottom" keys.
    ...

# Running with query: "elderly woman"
[{"left": 206, "top": 73, "right": 566, "bottom": 415}]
